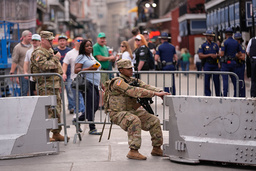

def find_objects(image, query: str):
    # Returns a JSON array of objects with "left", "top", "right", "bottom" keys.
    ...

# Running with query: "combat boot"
[
  {"left": 126, "top": 149, "right": 147, "bottom": 160},
  {"left": 151, "top": 146, "right": 163, "bottom": 156},
  {"left": 52, "top": 133, "right": 70, "bottom": 142}
]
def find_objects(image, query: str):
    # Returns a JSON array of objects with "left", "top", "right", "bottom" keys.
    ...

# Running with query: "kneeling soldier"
[{"left": 104, "top": 59, "right": 170, "bottom": 160}]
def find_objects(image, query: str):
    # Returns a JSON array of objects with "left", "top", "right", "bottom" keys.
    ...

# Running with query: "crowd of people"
[{"left": 8, "top": 27, "right": 256, "bottom": 160}]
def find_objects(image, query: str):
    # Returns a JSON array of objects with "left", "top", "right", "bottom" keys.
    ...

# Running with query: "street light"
[
  {"left": 144, "top": 2, "right": 157, "bottom": 8},
  {"left": 145, "top": 3, "right": 150, "bottom": 8}
]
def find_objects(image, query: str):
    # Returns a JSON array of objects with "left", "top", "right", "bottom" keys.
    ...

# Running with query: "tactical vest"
[
  {"left": 103, "top": 77, "right": 138, "bottom": 113},
  {"left": 30, "top": 47, "right": 62, "bottom": 89}
]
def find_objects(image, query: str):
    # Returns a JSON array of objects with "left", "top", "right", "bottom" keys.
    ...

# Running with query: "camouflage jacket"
[
  {"left": 30, "top": 47, "right": 63, "bottom": 89},
  {"left": 105, "top": 74, "right": 162, "bottom": 112}
]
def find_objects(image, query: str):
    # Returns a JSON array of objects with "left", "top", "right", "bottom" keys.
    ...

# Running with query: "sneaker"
[
  {"left": 70, "top": 109, "right": 74, "bottom": 114},
  {"left": 88, "top": 129, "right": 101, "bottom": 135}
]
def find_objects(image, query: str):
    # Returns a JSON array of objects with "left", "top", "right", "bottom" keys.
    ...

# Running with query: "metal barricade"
[
  {"left": 0, "top": 73, "right": 69, "bottom": 145},
  {"left": 72, "top": 70, "right": 240, "bottom": 143}
]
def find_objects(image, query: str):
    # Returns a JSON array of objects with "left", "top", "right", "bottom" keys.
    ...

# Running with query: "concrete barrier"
[
  {"left": 0, "top": 96, "right": 59, "bottom": 159},
  {"left": 163, "top": 95, "right": 256, "bottom": 165}
]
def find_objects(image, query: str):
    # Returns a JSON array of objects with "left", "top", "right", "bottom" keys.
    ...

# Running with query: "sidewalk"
[{"left": 0, "top": 111, "right": 255, "bottom": 171}]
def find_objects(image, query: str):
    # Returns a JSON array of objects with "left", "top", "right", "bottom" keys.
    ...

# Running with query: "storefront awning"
[{"left": 150, "top": 17, "right": 172, "bottom": 24}]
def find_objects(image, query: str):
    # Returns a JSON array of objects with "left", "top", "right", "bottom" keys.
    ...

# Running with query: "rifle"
[
  {"left": 129, "top": 79, "right": 154, "bottom": 114},
  {"left": 125, "top": 66, "right": 155, "bottom": 115},
  {"left": 49, "top": 40, "right": 58, "bottom": 55}
]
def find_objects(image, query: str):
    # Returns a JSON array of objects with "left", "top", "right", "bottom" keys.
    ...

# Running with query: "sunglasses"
[
  {"left": 135, "top": 39, "right": 141, "bottom": 41},
  {"left": 121, "top": 45, "right": 125, "bottom": 47},
  {"left": 77, "top": 39, "right": 83, "bottom": 42}
]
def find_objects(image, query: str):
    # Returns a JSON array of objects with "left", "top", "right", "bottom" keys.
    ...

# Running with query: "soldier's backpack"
[{"left": 103, "top": 77, "right": 119, "bottom": 114}]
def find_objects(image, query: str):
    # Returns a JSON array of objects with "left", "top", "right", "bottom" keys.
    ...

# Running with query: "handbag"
[{"left": 71, "top": 74, "right": 90, "bottom": 92}]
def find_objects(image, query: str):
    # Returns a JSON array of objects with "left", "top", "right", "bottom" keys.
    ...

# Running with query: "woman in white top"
[{"left": 120, "top": 41, "right": 135, "bottom": 66}]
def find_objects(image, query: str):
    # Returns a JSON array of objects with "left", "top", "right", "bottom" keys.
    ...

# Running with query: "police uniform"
[
  {"left": 105, "top": 59, "right": 163, "bottom": 150},
  {"left": 198, "top": 30, "right": 220, "bottom": 96},
  {"left": 156, "top": 32, "right": 176, "bottom": 94},
  {"left": 30, "top": 31, "right": 63, "bottom": 135},
  {"left": 134, "top": 45, "right": 150, "bottom": 70},
  {"left": 246, "top": 37, "right": 256, "bottom": 97},
  {"left": 234, "top": 33, "right": 246, "bottom": 97},
  {"left": 220, "top": 28, "right": 242, "bottom": 97}
]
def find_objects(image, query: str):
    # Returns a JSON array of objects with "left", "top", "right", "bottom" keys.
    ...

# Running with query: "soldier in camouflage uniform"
[
  {"left": 30, "top": 31, "right": 68, "bottom": 142},
  {"left": 105, "top": 59, "right": 170, "bottom": 160}
]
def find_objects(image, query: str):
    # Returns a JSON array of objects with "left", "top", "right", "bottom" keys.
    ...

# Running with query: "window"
[
  {"left": 179, "top": 20, "right": 188, "bottom": 37},
  {"left": 190, "top": 20, "right": 206, "bottom": 35},
  {"left": 229, "top": 4, "right": 234, "bottom": 27}
]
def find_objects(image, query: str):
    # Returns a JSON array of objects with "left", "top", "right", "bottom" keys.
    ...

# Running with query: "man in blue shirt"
[
  {"left": 220, "top": 27, "right": 242, "bottom": 97},
  {"left": 198, "top": 30, "right": 220, "bottom": 96},
  {"left": 155, "top": 32, "right": 177, "bottom": 95},
  {"left": 54, "top": 35, "right": 74, "bottom": 113}
]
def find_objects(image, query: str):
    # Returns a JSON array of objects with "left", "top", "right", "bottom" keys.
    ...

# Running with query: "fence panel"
[{"left": 72, "top": 70, "right": 240, "bottom": 143}]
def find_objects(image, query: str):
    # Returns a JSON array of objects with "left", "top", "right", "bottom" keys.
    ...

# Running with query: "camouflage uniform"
[
  {"left": 30, "top": 31, "right": 63, "bottom": 134},
  {"left": 106, "top": 59, "right": 163, "bottom": 150}
]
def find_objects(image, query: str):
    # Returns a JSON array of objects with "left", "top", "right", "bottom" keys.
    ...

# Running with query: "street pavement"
[
  {"left": 0, "top": 73, "right": 255, "bottom": 171},
  {"left": 0, "top": 116, "right": 255, "bottom": 171}
]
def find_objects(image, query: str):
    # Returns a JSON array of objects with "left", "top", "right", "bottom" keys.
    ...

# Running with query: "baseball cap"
[
  {"left": 98, "top": 32, "right": 106, "bottom": 38},
  {"left": 135, "top": 35, "right": 142, "bottom": 40},
  {"left": 31, "top": 34, "right": 41, "bottom": 41},
  {"left": 58, "top": 34, "right": 68, "bottom": 40},
  {"left": 143, "top": 30, "right": 149, "bottom": 35},
  {"left": 117, "top": 59, "right": 133, "bottom": 69}
]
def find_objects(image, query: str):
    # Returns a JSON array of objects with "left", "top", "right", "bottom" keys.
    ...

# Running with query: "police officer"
[
  {"left": 105, "top": 59, "right": 170, "bottom": 160},
  {"left": 220, "top": 27, "right": 242, "bottom": 97},
  {"left": 31, "top": 31, "right": 69, "bottom": 142},
  {"left": 246, "top": 36, "right": 256, "bottom": 97},
  {"left": 155, "top": 32, "right": 177, "bottom": 95},
  {"left": 198, "top": 30, "right": 220, "bottom": 96},
  {"left": 234, "top": 33, "right": 246, "bottom": 97}
]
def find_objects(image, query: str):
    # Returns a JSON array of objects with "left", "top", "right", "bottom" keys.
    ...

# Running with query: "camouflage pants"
[
  {"left": 39, "top": 88, "right": 62, "bottom": 134},
  {"left": 110, "top": 109, "right": 163, "bottom": 150}
]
